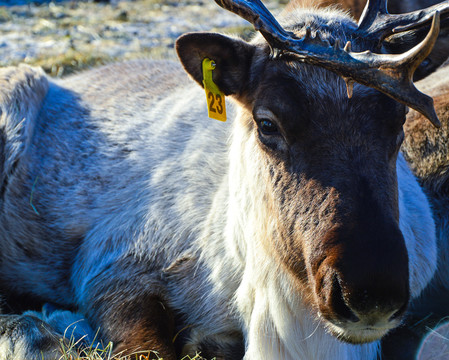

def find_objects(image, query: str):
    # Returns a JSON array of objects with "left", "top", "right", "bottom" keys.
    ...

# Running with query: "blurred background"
[{"left": 0, "top": 0, "right": 288, "bottom": 77}]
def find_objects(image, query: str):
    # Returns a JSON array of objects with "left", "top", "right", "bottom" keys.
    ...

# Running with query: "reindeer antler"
[
  {"left": 357, "top": 0, "right": 449, "bottom": 43},
  {"left": 214, "top": 0, "right": 296, "bottom": 49},
  {"left": 214, "top": 0, "right": 444, "bottom": 127}
]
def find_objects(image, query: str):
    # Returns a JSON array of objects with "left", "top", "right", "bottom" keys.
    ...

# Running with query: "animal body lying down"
[{"left": 0, "top": 0, "right": 448, "bottom": 359}]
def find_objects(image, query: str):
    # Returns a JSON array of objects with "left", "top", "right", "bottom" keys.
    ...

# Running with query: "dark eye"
[{"left": 258, "top": 119, "right": 279, "bottom": 135}]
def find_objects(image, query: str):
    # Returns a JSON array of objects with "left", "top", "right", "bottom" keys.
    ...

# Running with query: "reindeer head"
[{"left": 176, "top": 0, "right": 447, "bottom": 345}]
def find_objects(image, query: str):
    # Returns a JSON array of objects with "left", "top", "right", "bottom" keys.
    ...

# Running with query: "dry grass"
[
  {"left": 23, "top": 49, "right": 112, "bottom": 77},
  {"left": 57, "top": 338, "right": 210, "bottom": 360},
  {"left": 54, "top": 325, "right": 213, "bottom": 360}
]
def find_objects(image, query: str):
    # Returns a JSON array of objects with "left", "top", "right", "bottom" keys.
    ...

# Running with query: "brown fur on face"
[{"left": 237, "top": 47, "right": 410, "bottom": 338}]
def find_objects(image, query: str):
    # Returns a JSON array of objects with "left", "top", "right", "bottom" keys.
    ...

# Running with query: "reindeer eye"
[{"left": 258, "top": 119, "right": 279, "bottom": 135}]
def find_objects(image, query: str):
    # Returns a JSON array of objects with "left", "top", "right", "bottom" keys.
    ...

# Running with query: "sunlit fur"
[{"left": 285, "top": 0, "right": 443, "bottom": 19}]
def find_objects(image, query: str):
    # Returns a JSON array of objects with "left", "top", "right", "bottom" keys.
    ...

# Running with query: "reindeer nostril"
[
  {"left": 388, "top": 310, "right": 401, "bottom": 322},
  {"left": 388, "top": 302, "right": 408, "bottom": 322},
  {"left": 330, "top": 276, "right": 360, "bottom": 323}
]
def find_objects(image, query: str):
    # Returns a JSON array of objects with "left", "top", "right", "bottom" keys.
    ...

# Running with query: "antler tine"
[
  {"left": 214, "top": 0, "right": 337, "bottom": 58},
  {"left": 301, "top": 11, "right": 441, "bottom": 127},
  {"left": 392, "top": 2, "right": 449, "bottom": 33},
  {"left": 358, "top": 0, "right": 388, "bottom": 32},
  {"left": 357, "top": 11, "right": 441, "bottom": 127},
  {"left": 214, "top": 0, "right": 296, "bottom": 51},
  {"left": 356, "top": 0, "right": 449, "bottom": 43}
]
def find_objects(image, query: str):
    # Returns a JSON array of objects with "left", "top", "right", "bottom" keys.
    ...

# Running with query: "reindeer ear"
[
  {"left": 176, "top": 32, "right": 255, "bottom": 96},
  {"left": 383, "top": 25, "right": 449, "bottom": 82}
]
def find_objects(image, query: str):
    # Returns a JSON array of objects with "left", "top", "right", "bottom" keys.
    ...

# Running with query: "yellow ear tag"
[{"left": 202, "top": 58, "right": 227, "bottom": 122}]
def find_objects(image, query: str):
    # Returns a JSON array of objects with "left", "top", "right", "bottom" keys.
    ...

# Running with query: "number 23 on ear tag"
[{"left": 202, "top": 58, "right": 227, "bottom": 122}]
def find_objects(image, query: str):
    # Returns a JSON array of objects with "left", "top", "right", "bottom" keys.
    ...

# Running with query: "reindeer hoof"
[{"left": 0, "top": 314, "right": 65, "bottom": 360}]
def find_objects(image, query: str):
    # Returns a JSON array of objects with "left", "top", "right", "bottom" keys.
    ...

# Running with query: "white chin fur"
[{"left": 325, "top": 321, "right": 394, "bottom": 344}]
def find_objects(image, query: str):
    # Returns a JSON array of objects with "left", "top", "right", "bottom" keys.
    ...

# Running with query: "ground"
[{"left": 0, "top": 0, "right": 286, "bottom": 76}]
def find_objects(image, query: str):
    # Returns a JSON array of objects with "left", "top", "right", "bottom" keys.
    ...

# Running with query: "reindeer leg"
[
  {"left": 0, "top": 302, "right": 102, "bottom": 360},
  {"left": 111, "top": 296, "right": 176, "bottom": 359},
  {"left": 83, "top": 283, "right": 177, "bottom": 359},
  {"left": 0, "top": 314, "right": 68, "bottom": 360}
]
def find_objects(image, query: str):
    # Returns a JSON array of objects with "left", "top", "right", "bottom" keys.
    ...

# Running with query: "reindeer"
[{"left": 0, "top": 0, "right": 448, "bottom": 359}]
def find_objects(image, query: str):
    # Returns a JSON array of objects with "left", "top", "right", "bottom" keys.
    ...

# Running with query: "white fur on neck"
[
  {"left": 397, "top": 152, "right": 437, "bottom": 298},
  {"left": 236, "top": 254, "right": 380, "bottom": 360}
]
